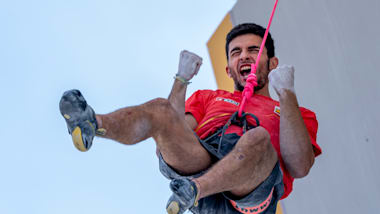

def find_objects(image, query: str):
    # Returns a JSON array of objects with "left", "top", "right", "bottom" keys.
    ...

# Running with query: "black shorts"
[{"left": 158, "top": 133, "right": 284, "bottom": 214}]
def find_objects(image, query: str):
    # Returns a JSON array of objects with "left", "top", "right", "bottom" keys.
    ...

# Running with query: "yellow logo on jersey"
[{"left": 274, "top": 106, "right": 280, "bottom": 116}]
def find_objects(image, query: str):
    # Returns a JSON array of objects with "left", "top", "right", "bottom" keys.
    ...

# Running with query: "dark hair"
[{"left": 225, "top": 23, "right": 275, "bottom": 59}]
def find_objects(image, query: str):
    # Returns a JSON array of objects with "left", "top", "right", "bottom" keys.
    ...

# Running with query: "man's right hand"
[{"left": 177, "top": 50, "right": 203, "bottom": 81}]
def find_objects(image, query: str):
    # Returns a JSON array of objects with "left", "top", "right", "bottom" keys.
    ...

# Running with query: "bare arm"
[
  {"left": 168, "top": 79, "right": 199, "bottom": 130},
  {"left": 156, "top": 50, "right": 201, "bottom": 156},
  {"left": 269, "top": 65, "right": 315, "bottom": 178},
  {"left": 168, "top": 50, "right": 202, "bottom": 128},
  {"left": 168, "top": 79, "right": 187, "bottom": 117},
  {"left": 279, "top": 90, "right": 314, "bottom": 178}
]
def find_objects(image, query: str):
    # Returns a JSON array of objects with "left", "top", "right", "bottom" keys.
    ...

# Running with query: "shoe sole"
[
  {"left": 166, "top": 201, "right": 180, "bottom": 214},
  {"left": 72, "top": 126, "right": 88, "bottom": 152}
]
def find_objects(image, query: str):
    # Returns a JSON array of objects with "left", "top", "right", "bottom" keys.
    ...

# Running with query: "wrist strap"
[{"left": 174, "top": 74, "right": 191, "bottom": 85}]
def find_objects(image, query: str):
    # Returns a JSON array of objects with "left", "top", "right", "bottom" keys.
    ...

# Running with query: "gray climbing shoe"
[
  {"left": 166, "top": 178, "right": 199, "bottom": 214},
  {"left": 59, "top": 89, "right": 105, "bottom": 152}
]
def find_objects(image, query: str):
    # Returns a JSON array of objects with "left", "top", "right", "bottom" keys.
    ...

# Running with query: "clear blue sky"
[{"left": 0, "top": 1, "right": 235, "bottom": 213}]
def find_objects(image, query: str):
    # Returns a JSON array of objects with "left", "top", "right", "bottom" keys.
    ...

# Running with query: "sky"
[{"left": 0, "top": 1, "right": 236, "bottom": 213}]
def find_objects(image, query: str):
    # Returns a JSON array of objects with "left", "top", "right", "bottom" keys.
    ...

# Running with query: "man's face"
[{"left": 226, "top": 34, "right": 273, "bottom": 92}]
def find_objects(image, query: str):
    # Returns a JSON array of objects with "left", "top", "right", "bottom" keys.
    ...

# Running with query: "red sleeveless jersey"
[{"left": 185, "top": 89, "right": 321, "bottom": 199}]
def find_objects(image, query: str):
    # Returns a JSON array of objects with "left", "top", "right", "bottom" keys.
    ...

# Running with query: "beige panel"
[
  {"left": 206, "top": 13, "right": 234, "bottom": 92},
  {"left": 276, "top": 203, "right": 283, "bottom": 214}
]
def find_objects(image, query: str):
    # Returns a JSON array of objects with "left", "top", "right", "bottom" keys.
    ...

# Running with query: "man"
[{"left": 60, "top": 23, "right": 321, "bottom": 214}]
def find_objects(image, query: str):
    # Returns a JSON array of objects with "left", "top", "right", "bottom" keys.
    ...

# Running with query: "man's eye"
[
  {"left": 231, "top": 50, "right": 240, "bottom": 56},
  {"left": 249, "top": 48, "right": 259, "bottom": 53}
]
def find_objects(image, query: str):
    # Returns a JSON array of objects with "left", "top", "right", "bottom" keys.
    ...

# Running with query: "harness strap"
[
  {"left": 230, "top": 187, "right": 274, "bottom": 214},
  {"left": 200, "top": 111, "right": 260, "bottom": 159}
]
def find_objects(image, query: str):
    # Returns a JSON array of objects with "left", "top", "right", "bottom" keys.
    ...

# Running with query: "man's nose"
[{"left": 240, "top": 50, "right": 251, "bottom": 61}]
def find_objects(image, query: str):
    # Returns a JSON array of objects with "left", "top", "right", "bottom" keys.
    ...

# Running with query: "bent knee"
[
  {"left": 146, "top": 98, "right": 174, "bottom": 114},
  {"left": 147, "top": 97, "right": 170, "bottom": 108},
  {"left": 144, "top": 98, "right": 181, "bottom": 124},
  {"left": 239, "top": 127, "right": 274, "bottom": 153},
  {"left": 245, "top": 126, "right": 271, "bottom": 143}
]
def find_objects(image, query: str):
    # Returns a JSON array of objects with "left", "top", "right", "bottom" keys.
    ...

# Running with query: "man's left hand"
[{"left": 269, "top": 65, "right": 296, "bottom": 95}]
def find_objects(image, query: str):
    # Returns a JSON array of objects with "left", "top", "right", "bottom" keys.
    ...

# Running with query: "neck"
[
  {"left": 254, "top": 84, "right": 271, "bottom": 98},
  {"left": 235, "top": 84, "right": 271, "bottom": 98}
]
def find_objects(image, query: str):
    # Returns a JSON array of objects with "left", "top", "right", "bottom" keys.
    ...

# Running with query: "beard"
[
  {"left": 232, "top": 60, "right": 270, "bottom": 92},
  {"left": 235, "top": 82, "right": 245, "bottom": 91},
  {"left": 234, "top": 76, "right": 266, "bottom": 92},
  {"left": 254, "top": 75, "right": 268, "bottom": 91}
]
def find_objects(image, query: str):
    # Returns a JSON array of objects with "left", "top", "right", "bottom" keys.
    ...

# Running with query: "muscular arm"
[
  {"left": 156, "top": 79, "right": 198, "bottom": 157},
  {"left": 168, "top": 79, "right": 199, "bottom": 130},
  {"left": 269, "top": 65, "right": 315, "bottom": 178},
  {"left": 279, "top": 90, "right": 314, "bottom": 178},
  {"left": 155, "top": 49, "right": 201, "bottom": 158},
  {"left": 168, "top": 79, "right": 187, "bottom": 117},
  {"left": 168, "top": 50, "right": 201, "bottom": 129}
]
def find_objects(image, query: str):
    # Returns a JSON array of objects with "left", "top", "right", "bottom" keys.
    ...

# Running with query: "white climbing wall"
[{"left": 225, "top": 0, "right": 380, "bottom": 213}]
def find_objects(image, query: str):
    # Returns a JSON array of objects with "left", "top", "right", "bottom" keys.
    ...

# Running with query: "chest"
[{"left": 203, "top": 96, "right": 280, "bottom": 133}]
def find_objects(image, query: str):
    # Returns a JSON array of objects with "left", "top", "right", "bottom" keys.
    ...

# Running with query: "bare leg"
[
  {"left": 96, "top": 50, "right": 208, "bottom": 175},
  {"left": 95, "top": 78, "right": 211, "bottom": 175},
  {"left": 193, "top": 127, "right": 278, "bottom": 198}
]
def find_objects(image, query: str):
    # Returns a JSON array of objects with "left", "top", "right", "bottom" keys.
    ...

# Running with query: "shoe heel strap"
[
  {"left": 192, "top": 179, "right": 201, "bottom": 207},
  {"left": 96, "top": 128, "right": 107, "bottom": 136}
]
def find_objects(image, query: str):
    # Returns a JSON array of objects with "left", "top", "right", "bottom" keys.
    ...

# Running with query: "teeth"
[{"left": 240, "top": 65, "right": 251, "bottom": 71}]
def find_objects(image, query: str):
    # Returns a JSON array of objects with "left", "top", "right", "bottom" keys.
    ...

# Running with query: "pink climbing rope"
[{"left": 238, "top": 0, "right": 279, "bottom": 117}]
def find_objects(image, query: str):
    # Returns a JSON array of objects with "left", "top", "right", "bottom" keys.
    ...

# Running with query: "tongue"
[{"left": 241, "top": 70, "right": 251, "bottom": 76}]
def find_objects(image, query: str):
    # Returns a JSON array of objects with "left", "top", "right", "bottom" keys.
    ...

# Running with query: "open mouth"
[{"left": 240, "top": 65, "right": 251, "bottom": 79}]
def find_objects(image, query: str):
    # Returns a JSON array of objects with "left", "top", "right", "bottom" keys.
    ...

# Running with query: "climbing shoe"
[
  {"left": 59, "top": 89, "right": 105, "bottom": 152},
  {"left": 166, "top": 178, "right": 199, "bottom": 214}
]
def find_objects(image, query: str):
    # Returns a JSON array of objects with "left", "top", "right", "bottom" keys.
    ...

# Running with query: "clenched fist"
[
  {"left": 177, "top": 50, "right": 203, "bottom": 81},
  {"left": 269, "top": 65, "right": 296, "bottom": 95}
]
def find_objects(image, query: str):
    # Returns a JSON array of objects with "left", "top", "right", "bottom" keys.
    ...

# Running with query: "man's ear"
[
  {"left": 269, "top": 57, "right": 279, "bottom": 70},
  {"left": 226, "top": 66, "right": 232, "bottom": 78}
]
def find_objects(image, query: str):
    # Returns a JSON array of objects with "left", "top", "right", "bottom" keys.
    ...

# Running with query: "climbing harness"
[{"left": 200, "top": 111, "right": 260, "bottom": 159}]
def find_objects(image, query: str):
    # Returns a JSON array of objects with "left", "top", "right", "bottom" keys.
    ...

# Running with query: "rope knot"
[{"left": 242, "top": 72, "right": 258, "bottom": 99}]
